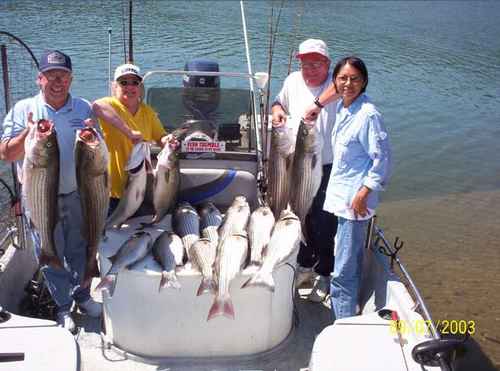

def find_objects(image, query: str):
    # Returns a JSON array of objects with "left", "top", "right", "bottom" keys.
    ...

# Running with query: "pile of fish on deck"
[
  {"left": 23, "top": 118, "right": 321, "bottom": 321},
  {"left": 100, "top": 196, "right": 301, "bottom": 320}
]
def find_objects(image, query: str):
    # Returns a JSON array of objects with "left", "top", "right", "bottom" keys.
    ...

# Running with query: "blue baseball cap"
[{"left": 39, "top": 50, "right": 72, "bottom": 73}]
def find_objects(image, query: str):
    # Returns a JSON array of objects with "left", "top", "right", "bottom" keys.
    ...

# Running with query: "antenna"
[
  {"left": 108, "top": 28, "right": 112, "bottom": 95},
  {"left": 128, "top": 0, "right": 134, "bottom": 63}
]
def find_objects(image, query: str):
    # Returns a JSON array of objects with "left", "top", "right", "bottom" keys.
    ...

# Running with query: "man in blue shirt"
[{"left": 0, "top": 50, "right": 102, "bottom": 332}]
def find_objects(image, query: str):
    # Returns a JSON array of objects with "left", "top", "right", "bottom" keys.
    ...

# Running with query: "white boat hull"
[
  {"left": 309, "top": 239, "right": 443, "bottom": 371},
  {"left": 0, "top": 311, "right": 78, "bottom": 371}
]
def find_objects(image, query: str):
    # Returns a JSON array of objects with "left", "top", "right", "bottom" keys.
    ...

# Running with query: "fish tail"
[
  {"left": 207, "top": 294, "right": 235, "bottom": 321},
  {"left": 94, "top": 275, "right": 116, "bottom": 295},
  {"left": 196, "top": 277, "right": 216, "bottom": 296},
  {"left": 241, "top": 272, "right": 275, "bottom": 292},
  {"left": 159, "top": 271, "right": 181, "bottom": 291}
]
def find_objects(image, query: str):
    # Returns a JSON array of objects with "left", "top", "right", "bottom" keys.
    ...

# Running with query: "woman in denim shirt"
[{"left": 308, "top": 56, "right": 392, "bottom": 320}]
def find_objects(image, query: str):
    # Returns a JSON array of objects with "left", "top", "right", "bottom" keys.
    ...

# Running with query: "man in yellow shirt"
[{"left": 93, "top": 63, "right": 169, "bottom": 211}]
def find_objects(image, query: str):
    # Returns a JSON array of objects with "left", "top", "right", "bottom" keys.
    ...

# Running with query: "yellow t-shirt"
[{"left": 96, "top": 97, "right": 166, "bottom": 198}]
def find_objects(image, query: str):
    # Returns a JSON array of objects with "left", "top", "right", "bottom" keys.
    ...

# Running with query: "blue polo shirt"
[
  {"left": 2, "top": 92, "right": 94, "bottom": 194},
  {"left": 323, "top": 93, "right": 392, "bottom": 220}
]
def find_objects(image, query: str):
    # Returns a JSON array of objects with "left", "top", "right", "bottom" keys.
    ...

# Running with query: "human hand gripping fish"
[
  {"left": 271, "top": 105, "right": 287, "bottom": 127},
  {"left": 160, "top": 133, "right": 180, "bottom": 150},
  {"left": 23, "top": 114, "right": 64, "bottom": 270},
  {"left": 27, "top": 112, "right": 54, "bottom": 141}
]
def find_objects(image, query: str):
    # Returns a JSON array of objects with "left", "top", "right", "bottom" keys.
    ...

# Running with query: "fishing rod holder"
[{"left": 372, "top": 226, "right": 404, "bottom": 270}]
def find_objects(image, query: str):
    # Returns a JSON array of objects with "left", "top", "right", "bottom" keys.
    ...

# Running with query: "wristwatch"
[{"left": 314, "top": 97, "right": 324, "bottom": 109}]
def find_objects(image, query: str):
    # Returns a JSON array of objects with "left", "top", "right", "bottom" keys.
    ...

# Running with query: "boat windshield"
[{"left": 144, "top": 72, "right": 258, "bottom": 154}]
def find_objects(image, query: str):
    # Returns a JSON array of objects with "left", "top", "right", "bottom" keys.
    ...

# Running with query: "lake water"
[{"left": 0, "top": 1, "right": 499, "bottom": 369}]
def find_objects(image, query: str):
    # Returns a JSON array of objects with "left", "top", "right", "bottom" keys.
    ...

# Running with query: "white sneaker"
[
  {"left": 56, "top": 311, "right": 76, "bottom": 332},
  {"left": 308, "top": 275, "right": 330, "bottom": 303},
  {"left": 295, "top": 265, "right": 314, "bottom": 288},
  {"left": 78, "top": 298, "right": 102, "bottom": 318}
]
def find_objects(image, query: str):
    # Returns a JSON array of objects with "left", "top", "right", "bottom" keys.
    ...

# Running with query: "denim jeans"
[
  {"left": 28, "top": 191, "right": 90, "bottom": 313},
  {"left": 297, "top": 164, "right": 338, "bottom": 277},
  {"left": 330, "top": 216, "right": 369, "bottom": 320}
]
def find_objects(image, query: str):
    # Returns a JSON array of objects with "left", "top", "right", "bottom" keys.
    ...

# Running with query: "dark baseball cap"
[{"left": 39, "top": 50, "right": 72, "bottom": 73}]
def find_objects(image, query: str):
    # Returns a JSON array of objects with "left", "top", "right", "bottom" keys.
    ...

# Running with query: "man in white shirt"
[{"left": 271, "top": 39, "right": 339, "bottom": 302}]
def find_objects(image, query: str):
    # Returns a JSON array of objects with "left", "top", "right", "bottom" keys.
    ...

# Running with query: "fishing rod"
[
  {"left": 240, "top": 1, "right": 264, "bottom": 199},
  {"left": 128, "top": 0, "right": 134, "bottom": 63},
  {"left": 259, "top": 6, "right": 274, "bottom": 200},
  {"left": 108, "top": 27, "right": 112, "bottom": 96},
  {"left": 121, "top": 0, "right": 127, "bottom": 63},
  {"left": 261, "top": 0, "right": 285, "bottom": 203}
]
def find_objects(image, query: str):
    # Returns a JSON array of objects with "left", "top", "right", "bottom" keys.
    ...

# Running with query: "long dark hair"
[{"left": 332, "top": 56, "right": 368, "bottom": 94}]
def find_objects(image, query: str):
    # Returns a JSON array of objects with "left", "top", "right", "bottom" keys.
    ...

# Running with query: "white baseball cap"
[
  {"left": 114, "top": 63, "right": 142, "bottom": 81},
  {"left": 296, "top": 39, "right": 330, "bottom": 60}
]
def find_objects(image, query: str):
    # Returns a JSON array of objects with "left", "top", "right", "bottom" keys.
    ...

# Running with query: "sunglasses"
[{"left": 118, "top": 79, "right": 141, "bottom": 87}]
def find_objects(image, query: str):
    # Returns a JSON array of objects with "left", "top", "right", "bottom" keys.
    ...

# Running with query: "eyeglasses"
[
  {"left": 299, "top": 61, "right": 326, "bottom": 70},
  {"left": 118, "top": 80, "right": 141, "bottom": 87},
  {"left": 336, "top": 75, "right": 363, "bottom": 84},
  {"left": 42, "top": 72, "right": 71, "bottom": 83}
]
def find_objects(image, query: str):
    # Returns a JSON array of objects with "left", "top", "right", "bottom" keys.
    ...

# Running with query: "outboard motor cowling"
[
  {"left": 183, "top": 59, "right": 220, "bottom": 88},
  {"left": 182, "top": 59, "right": 221, "bottom": 124}
]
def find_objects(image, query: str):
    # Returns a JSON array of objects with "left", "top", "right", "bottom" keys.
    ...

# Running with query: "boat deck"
[{"left": 75, "top": 286, "right": 331, "bottom": 371}]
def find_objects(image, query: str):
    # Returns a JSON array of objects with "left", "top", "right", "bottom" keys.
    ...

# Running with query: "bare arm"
[
  {"left": 317, "top": 82, "right": 340, "bottom": 106},
  {"left": 0, "top": 112, "right": 35, "bottom": 162},
  {"left": 0, "top": 128, "right": 30, "bottom": 161},
  {"left": 91, "top": 100, "right": 143, "bottom": 143},
  {"left": 304, "top": 83, "right": 341, "bottom": 122}
]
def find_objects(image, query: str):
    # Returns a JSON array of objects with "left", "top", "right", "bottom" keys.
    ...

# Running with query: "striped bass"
[
  {"left": 151, "top": 144, "right": 179, "bottom": 224},
  {"left": 248, "top": 206, "right": 275, "bottom": 267},
  {"left": 190, "top": 238, "right": 217, "bottom": 296},
  {"left": 95, "top": 231, "right": 153, "bottom": 295},
  {"left": 242, "top": 209, "right": 301, "bottom": 292},
  {"left": 208, "top": 232, "right": 248, "bottom": 320},
  {"left": 198, "top": 202, "right": 223, "bottom": 247},
  {"left": 22, "top": 119, "right": 62, "bottom": 268},
  {"left": 267, "top": 126, "right": 294, "bottom": 218},
  {"left": 74, "top": 127, "right": 110, "bottom": 288},
  {"left": 289, "top": 120, "right": 322, "bottom": 229},
  {"left": 218, "top": 195, "right": 250, "bottom": 245},
  {"left": 105, "top": 142, "right": 150, "bottom": 229},
  {"left": 173, "top": 202, "right": 200, "bottom": 263},
  {"left": 152, "top": 231, "right": 182, "bottom": 291}
]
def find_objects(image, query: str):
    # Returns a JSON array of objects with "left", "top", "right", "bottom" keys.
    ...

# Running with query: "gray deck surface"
[{"left": 75, "top": 286, "right": 331, "bottom": 371}]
